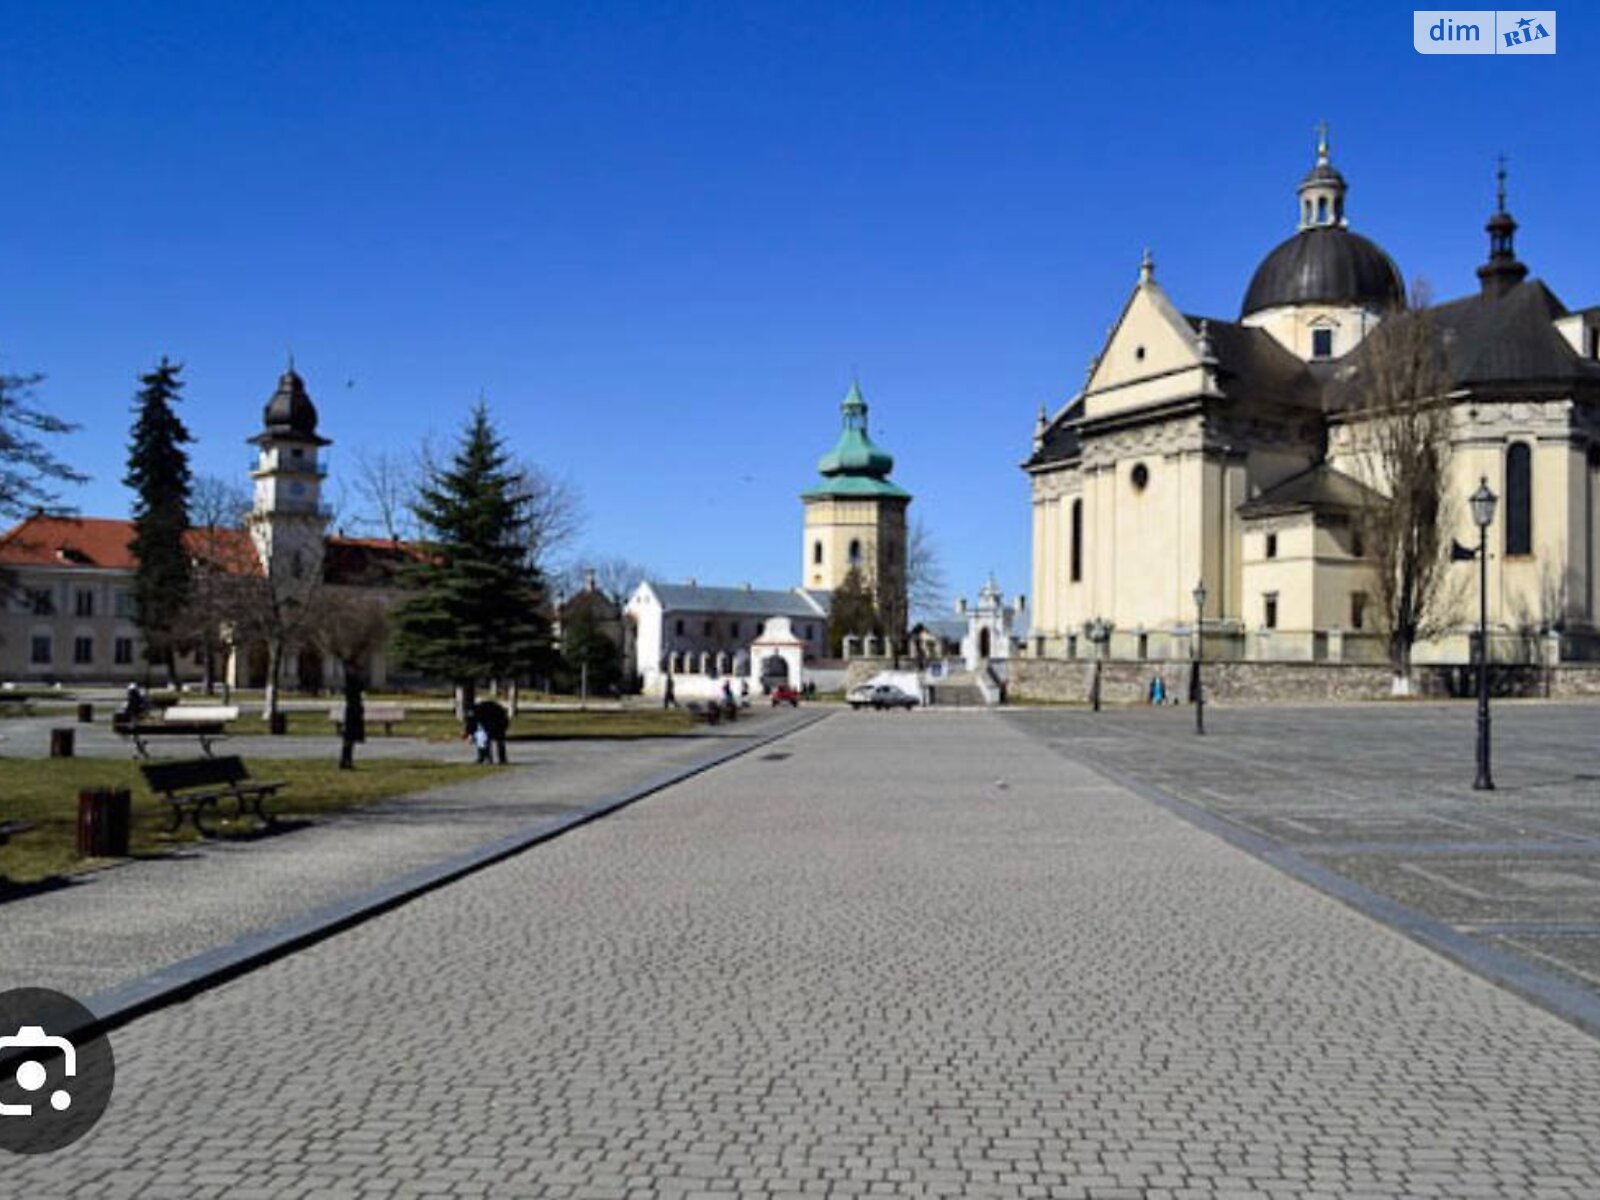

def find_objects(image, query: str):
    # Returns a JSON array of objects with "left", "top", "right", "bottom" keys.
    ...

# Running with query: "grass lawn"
[
  {"left": 220, "top": 706, "right": 696, "bottom": 740},
  {"left": 0, "top": 758, "right": 496, "bottom": 886}
]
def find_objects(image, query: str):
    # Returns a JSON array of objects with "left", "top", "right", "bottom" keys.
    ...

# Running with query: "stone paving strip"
[
  {"left": 10, "top": 711, "right": 1600, "bottom": 1197},
  {"left": 0, "top": 709, "right": 816, "bottom": 1000}
]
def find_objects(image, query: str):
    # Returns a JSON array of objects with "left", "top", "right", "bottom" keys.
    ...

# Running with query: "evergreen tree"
[
  {"left": 123, "top": 357, "right": 194, "bottom": 685},
  {"left": 0, "top": 367, "right": 86, "bottom": 523},
  {"left": 558, "top": 603, "right": 622, "bottom": 695},
  {"left": 393, "top": 404, "right": 551, "bottom": 712},
  {"left": 826, "top": 565, "right": 881, "bottom": 656}
]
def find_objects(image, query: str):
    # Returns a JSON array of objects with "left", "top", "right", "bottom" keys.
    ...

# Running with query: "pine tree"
[
  {"left": 826, "top": 565, "right": 881, "bottom": 656},
  {"left": 124, "top": 357, "right": 194, "bottom": 685},
  {"left": 393, "top": 404, "right": 551, "bottom": 712}
]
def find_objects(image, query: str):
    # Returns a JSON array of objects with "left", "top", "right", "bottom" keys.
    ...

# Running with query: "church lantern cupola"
[
  {"left": 1477, "top": 156, "right": 1529, "bottom": 300},
  {"left": 1298, "top": 123, "right": 1347, "bottom": 230}
]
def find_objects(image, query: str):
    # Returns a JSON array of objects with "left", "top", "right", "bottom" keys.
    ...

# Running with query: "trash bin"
[
  {"left": 77, "top": 788, "right": 132, "bottom": 858},
  {"left": 268, "top": 711, "right": 288, "bottom": 736},
  {"left": 49, "top": 728, "right": 75, "bottom": 758},
  {"left": 76, "top": 701, "right": 94, "bottom": 723}
]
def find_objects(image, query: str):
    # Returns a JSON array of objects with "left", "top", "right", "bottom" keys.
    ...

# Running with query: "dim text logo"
[{"left": 1414, "top": 10, "right": 1556, "bottom": 53}]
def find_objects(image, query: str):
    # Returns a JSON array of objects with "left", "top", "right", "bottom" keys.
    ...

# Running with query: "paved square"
[{"left": 8, "top": 709, "right": 1600, "bottom": 1197}]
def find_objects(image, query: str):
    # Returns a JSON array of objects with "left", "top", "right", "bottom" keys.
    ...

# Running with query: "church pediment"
[{"left": 1083, "top": 277, "right": 1214, "bottom": 422}]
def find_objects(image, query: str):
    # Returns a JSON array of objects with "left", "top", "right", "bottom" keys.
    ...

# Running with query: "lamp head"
[
  {"left": 1470, "top": 476, "right": 1498, "bottom": 529},
  {"left": 1192, "top": 580, "right": 1208, "bottom": 611}
]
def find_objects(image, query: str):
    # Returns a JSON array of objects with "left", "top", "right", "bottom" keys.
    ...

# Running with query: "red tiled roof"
[{"left": 0, "top": 513, "right": 413, "bottom": 582}]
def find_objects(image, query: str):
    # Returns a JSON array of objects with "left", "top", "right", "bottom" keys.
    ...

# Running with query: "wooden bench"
[
  {"left": 140, "top": 755, "right": 286, "bottom": 834},
  {"left": 0, "top": 820, "right": 33, "bottom": 845},
  {"left": 114, "top": 705, "right": 238, "bottom": 759},
  {"left": 328, "top": 702, "right": 407, "bottom": 736},
  {"left": 685, "top": 701, "right": 721, "bottom": 725}
]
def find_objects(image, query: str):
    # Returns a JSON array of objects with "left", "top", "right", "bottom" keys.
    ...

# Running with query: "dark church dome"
[
  {"left": 262, "top": 367, "right": 320, "bottom": 438},
  {"left": 1241, "top": 226, "right": 1405, "bottom": 317}
]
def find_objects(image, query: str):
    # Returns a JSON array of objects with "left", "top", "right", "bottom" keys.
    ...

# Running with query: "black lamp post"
[
  {"left": 1470, "top": 476, "right": 1498, "bottom": 791},
  {"left": 1087, "top": 618, "right": 1111, "bottom": 712},
  {"left": 1192, "top": 580, "right": 1207, "bottom": 735}
]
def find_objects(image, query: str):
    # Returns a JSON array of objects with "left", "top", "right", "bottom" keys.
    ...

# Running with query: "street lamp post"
[
  {"left": 1470, "top": 477, "right": 1498, "bottom": 791},
  {"left": 1087, "top": 618, "right": 1111, "bottom": 712},
  {"left": 1192, "top": 581, "right": 1208, "bottom": 735}
]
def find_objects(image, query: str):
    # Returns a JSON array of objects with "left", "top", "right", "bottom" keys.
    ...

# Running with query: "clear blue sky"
[{"left": 3, "top": 3, "right": 1593, "bottom": 606}]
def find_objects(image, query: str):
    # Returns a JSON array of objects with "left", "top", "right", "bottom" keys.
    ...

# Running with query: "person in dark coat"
[
  {"left": 663, "top": 676, "right": 677, "bottom": 709},
  {"left": 339, "top": 670, "right": 367, "bottom": 770},
  {"left": 472, "top": 699, "right": 510, "bottom": 764}
]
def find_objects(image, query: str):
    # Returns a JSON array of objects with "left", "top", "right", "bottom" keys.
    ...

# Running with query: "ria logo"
[{"left": 1413, "top": 10, "right": 1557, "bottom": 54}]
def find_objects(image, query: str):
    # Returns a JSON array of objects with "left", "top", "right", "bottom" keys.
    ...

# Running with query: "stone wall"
[{"left": 1009, "top": 657, "right": 1600, "bottom": 705}]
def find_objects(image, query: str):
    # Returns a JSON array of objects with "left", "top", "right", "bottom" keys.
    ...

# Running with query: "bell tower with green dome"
[{"left": 801, "top": 381, "right": 911, "bottom": 623}]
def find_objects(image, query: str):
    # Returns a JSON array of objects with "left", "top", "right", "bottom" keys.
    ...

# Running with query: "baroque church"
[{"left": 1025, "top": 133, "right": 1600, "bottom": 666}]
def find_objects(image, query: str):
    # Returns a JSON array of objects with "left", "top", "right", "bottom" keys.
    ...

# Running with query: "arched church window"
[
  {"left": 1070, "top": 499, "right": 1083, "bottom": 583},
  {"left": 813, "top": 540, "right": 823, "bottom": 565},
  {"left": 1506, "top": 442, "right": 1533, "bottom": 556},
  {"left": 1303, "top": 199, "right": 1312, "bottom": 224},
  {"left": 1317, "top": 196, "right": 1328, "bottom": 223},
  {"left": 848, "top": 539, "right": 862, "bottom": 567}
]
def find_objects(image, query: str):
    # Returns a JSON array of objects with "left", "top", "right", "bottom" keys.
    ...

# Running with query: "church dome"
[
  {"left": 262, "top": 366, "right": 320, "bottom": 438},
  {"left": 817, "top": 382, "right": 895, "bottom": 477},
  {"left": 1241, "top": 227, "right": 1405, "bottom": 316}
]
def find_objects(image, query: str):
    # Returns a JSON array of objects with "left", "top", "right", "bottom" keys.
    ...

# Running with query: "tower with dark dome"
[
  {"left": 248, "top": 363, "right": 331, "bottom": 594},
  {"left": 1241, "top": 127, "right": 1405, "bottom": 362},
  {"left": 800, "top": 381, "right": 910, "bottom": 625}
]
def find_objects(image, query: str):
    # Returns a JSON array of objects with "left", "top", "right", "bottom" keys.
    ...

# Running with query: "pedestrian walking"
[{"left": 663, "top": 676, "right": 677, "bottom": 708}]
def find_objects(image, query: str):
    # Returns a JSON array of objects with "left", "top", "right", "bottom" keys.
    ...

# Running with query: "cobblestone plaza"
[{"left": 8, "top": 707, "right": 1600, "bottom": 1197}]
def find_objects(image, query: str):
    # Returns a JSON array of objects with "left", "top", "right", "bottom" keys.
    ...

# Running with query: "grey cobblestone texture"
[
  {"left": 1003, "top": 702, "right": 1600, "bottom": 1002},
  {"left": 1, "top": 712, "right": 810, "bottom": 999},
  {"left": 8, "top": 711, "right": 1600, "bottom": 1196}
]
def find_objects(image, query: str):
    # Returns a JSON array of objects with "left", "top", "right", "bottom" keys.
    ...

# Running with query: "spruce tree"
[
  {"left": 393, "top": 404, "right": 551, "bottom": 712},
  {"left": 124, "top": 357, "right": 194, "bottom": 685},
  {"left": 559, "top": 603, "right": 622, "bottom": 695}
]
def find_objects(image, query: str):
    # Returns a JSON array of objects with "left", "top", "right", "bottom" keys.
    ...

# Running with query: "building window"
[
  {"left": 1317, "top": 196, "right": 1329, "bottom": 223},
  {"left": 802, "top": 625, "right": 812, "bottom": 640},
  {"left": 730, "top": 622, "right": 740, "bottom": 638},
  {"left": 1351, "top": 528, "right": 1365, "bottom": 558},
  {"left": 812, "top": 541, "right": 823, "bottom": 565},
  {"left": 73, "top": 636, "right": 94, "bottom": 665},
  {"left": 703, "top": 620, "right": 713, "bottom": 636},
  {"left": 1265, "top": 533, "right": 1278, "bottom": 559},
  {"left": 848, "top": 539, "right": 862, "bottom": 567},
  {"left": 75, "top": 589, "right": 94, "bottom": 617},
  {"left": 1350, "top": 592, "right": 1368, "bottom": 631},
  {"left": 114, "top": 590, "right": 137, "bottom": 619},
  {"left": 114, "top": 637, "right": 135, "bottom": 666},
  {"left": 674, "top": 619, "right": 684, "bottom": 637},
  {"left": 28, "top": 589, "right": 55, "bottom": 616},
  {"left": 1312, "top": 328, "right": 1333, "bottom": 359},
  {"left": 30, "top": 635, "right": 51, "bottom": 665},
  {"left": 1263, "top": 593, "right": 1279, "bottom": 630},
  {"left": 1589, "top": 328, "right": 1599, "bottom": 359},
  {"left": 1070, "top": 499, "right": 1083, "bottom": 583},
  {"left": 1130, "top": 463, "right": 1149, "bottom": 491},
  {"left": 1506, "top": 442, "right": 1533, "bottom": 556}
]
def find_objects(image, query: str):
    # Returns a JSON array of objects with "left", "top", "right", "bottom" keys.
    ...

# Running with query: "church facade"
[{"left": 1025, "top": 135, "right": 1600, "bottom": 666}]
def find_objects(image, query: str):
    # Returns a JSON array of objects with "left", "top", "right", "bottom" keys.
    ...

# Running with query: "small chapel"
[{"left": 1024, "top": 131, "right": 1600, "bottom": 666}]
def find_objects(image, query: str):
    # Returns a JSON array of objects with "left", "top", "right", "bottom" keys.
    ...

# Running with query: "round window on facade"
[{"left": 1130, "top": 463, "right": 1150, "bottom": 491}]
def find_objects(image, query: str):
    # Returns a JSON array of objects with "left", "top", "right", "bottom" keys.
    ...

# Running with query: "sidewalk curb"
[{"left": 73, "top": 710, "right": 832, "bottom": 1042}]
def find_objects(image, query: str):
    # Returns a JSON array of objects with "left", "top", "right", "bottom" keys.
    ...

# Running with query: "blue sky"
[{"left": 3, "top": 2, "right": 1593, "bottom": 608}]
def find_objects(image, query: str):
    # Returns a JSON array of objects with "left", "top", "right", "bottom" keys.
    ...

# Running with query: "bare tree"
[
  {"left": 350, "top": 448, "right": 420, "bottom": 543},
  {"left": 905, "top": 516, "right": 948, "bottom": 622},
  {"left": 1347, "top": 282, "right": 1463, "bottom": 688},
  {"left": 224, "top": 562, "right": 322, "bottom": 723},
  {"left": 186, "top": 474, "right": 253, "bottom": 694},
  {"left": 555, "top": 555, "right": 655, "bottom": 604},
  {"left": 513, "top": 458, "right": 585, "bottom": 574},
  {"left": 311, "top": 590, "right": 389, "bottom": 768}
]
